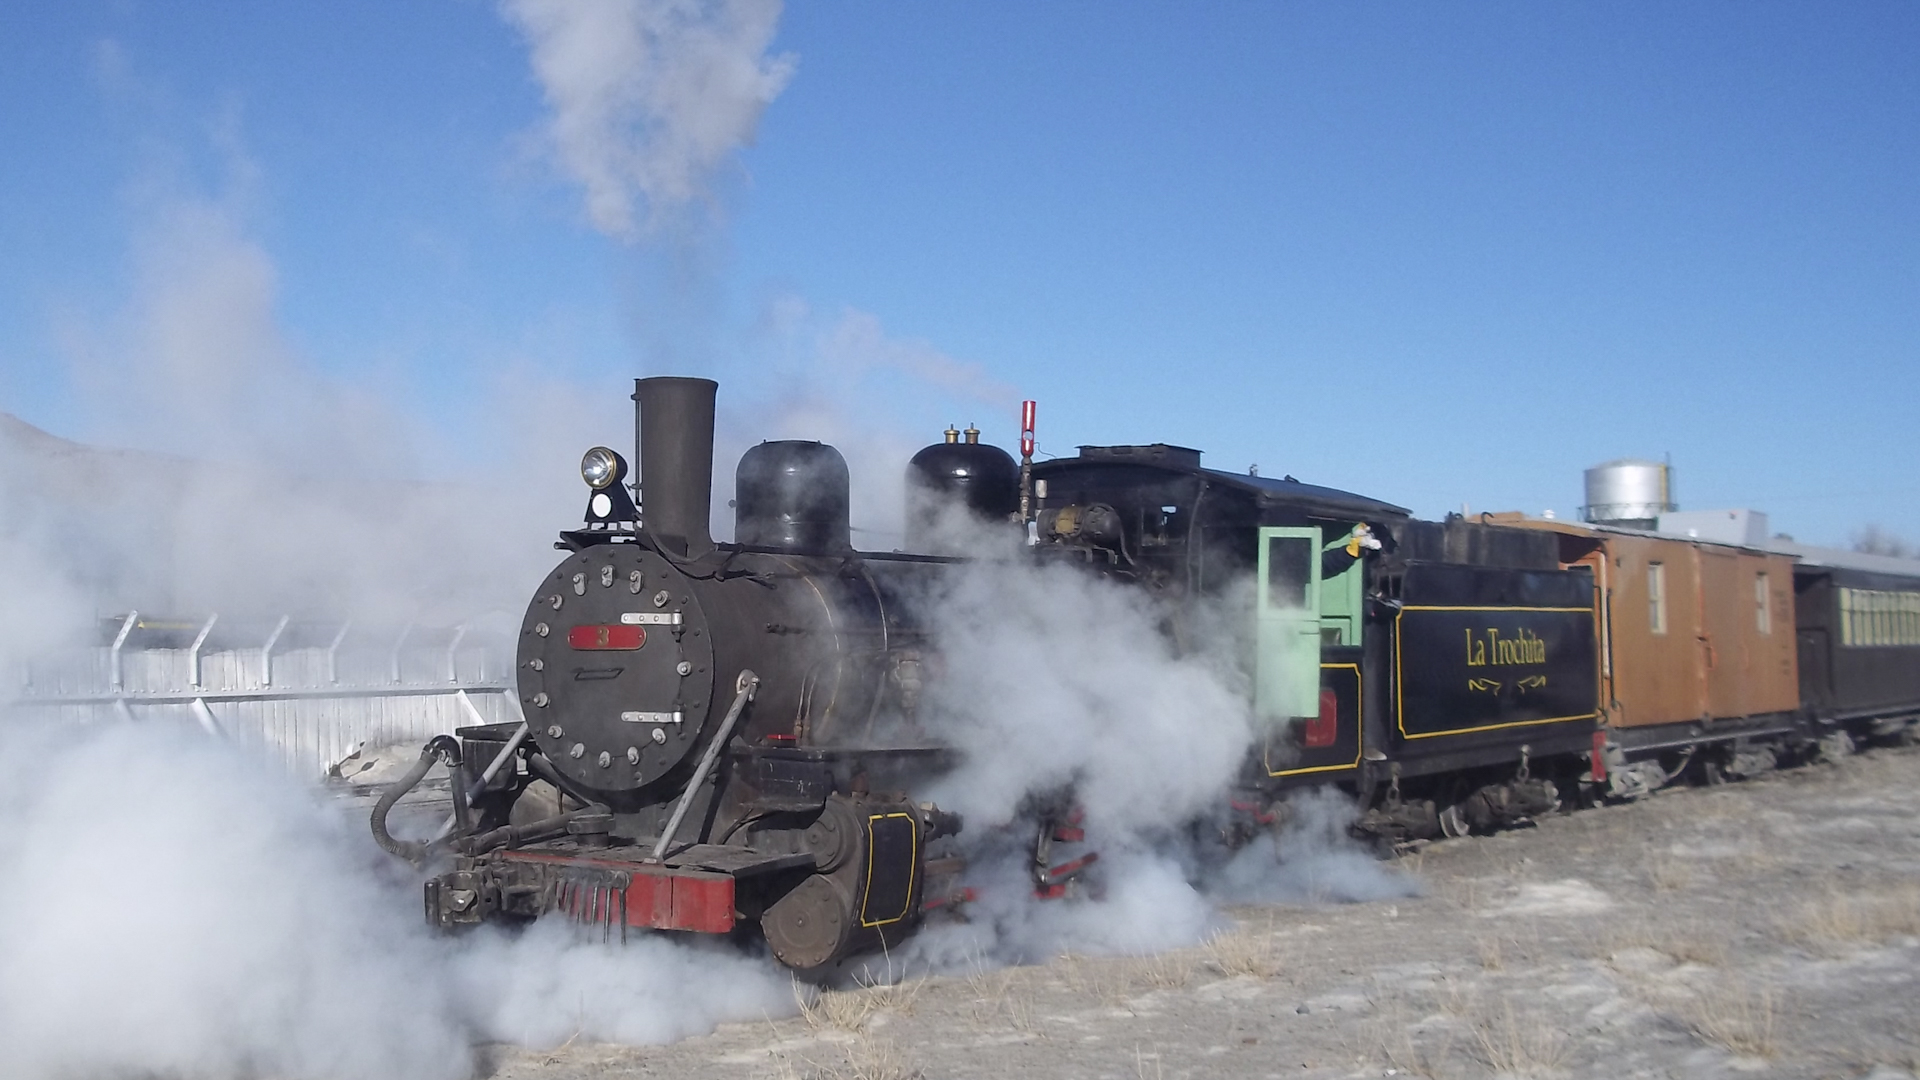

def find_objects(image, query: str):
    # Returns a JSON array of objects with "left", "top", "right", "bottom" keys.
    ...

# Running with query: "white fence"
[{"left": 9, "top": 613, "right": 523, "bottom": 778}]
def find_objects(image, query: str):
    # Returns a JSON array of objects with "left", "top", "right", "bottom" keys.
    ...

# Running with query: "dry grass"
[
  {"left": 795, "top": 972, "right": 927, "bottom": 1033},
  {"left": 1058, "top": 952, "right": 1136, "bottom": 1006},
  {"left": 1721, "top": 844, "right": 1787, "bottom": 877},
  {"left": 858, "top": 972, "right": 926, "bottom": 1016},
  {"left": 1782, "top": 885, "right": 1920, "bottom": 952},
  {"left": 1434, "top": 975, "right": 1476, "bottom": 1018},
  {"left": 1128, "top": 949, "right": 1196, "bottom": 990},
  {"left": 1646, "top": 854, "right": 1694, "bottom": 892},
  {"left": 1469, "top": 999, "right": 1569, "bottom": 1075},
  {"left": 1365, "top": 999, "right": 1457, "bottom": 1078},
  {"left": 815, "top": 1032, "right": 922, "bottom": 1080},
  {"left": 963, "top": 956, "right": 1014, "bottom": 1003},
  {"left": 1682, "top": 984, "right": 1777, "bottom": 1059},
  {"left": 796, "top": 985, "right": 876, "bottom": 1033},
  {"left": 1002, "top": 989, "right": 1041, "bottom": 1033},
  {"left": 963, "top": 962, "right": 1042, "bottom": 1032},
  {"left": 1203, "top": 925, "right": 1284, "bottom": 978},
  {"left": 1475, "top": 935, "right": 1505, "bottom": 971},
  {"left": 759, "top": 1031, "right": 921, "bottom": 1080},
  {"left": 1598, "top": 917, "right": 1729, "bottom": 968}
]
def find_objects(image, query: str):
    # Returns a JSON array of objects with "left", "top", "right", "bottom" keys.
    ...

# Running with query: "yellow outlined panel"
[
  {"left": 858, "top": 811, "right": 919, "bottom": 928},
  {"left": 1394, "top": 605, "right": 1599, "bottom": 740}
]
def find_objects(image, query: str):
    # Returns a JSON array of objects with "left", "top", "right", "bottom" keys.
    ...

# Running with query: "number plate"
[{"left": 567, "top": 625, "right": 645, "bottom": 650}]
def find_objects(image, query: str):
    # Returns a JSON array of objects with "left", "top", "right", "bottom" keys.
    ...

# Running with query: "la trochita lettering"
[{"left": 1465, "top": 626, "right": 1547, "bottom": 667}]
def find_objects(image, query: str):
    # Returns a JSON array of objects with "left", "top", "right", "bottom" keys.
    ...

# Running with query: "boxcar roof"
[{"left": 1488, "top": 512, "right": 1794, "bottom": 559}]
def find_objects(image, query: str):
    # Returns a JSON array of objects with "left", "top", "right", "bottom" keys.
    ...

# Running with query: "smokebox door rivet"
[
  {"left": 548, "top": 725, "right": 564, "bottom": 738},
  {"left": 534, "top": 622, "right": 550, "bottom": 637},
  {"left": 570, "top": 743, "right": 585, "bottom": 759},
  {"left": 676, "top": 661, "right": 693, "bottom": 676},
  {"left": 533, "top": 692, "right": 550, "bottom": 707},
  {"left": 652, "top": 589, "right": 671, "bottom": 608},
  {"left": 549, "top": 594, "right": 563, "bottom": 610},
  {"left": 626, "top": 746, "right": 640, "bottom": 764},
  {"left": 650, "top": 728, "right": 667, "bottom": 745},
  {"left": 571, "top": 572, "right": 586, "bottom": 596}
]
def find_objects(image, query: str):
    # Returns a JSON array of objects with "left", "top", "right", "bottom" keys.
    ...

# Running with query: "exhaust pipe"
[{"left": 632, "top": 376, "right": 717, "bottom": 558}]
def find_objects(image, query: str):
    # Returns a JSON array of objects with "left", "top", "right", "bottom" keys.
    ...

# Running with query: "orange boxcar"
[{"left": 1489, "top": 517, "right": 1799, "bottom": 740}]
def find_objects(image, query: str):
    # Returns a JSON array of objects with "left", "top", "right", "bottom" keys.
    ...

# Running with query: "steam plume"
[
  {"left": 882, "top": 520, "right": 1419, "bottom": 970},
  {"left": 502, "top": 0, "right": 797, "bottom": 238},
  {"left": 0, "top": 718, "right": 795, "bottom": 1080}
]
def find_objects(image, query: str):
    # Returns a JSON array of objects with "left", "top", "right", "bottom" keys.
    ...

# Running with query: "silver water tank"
[{"left": 1581, "top": 459, "right": 1674, "bottom": 529}]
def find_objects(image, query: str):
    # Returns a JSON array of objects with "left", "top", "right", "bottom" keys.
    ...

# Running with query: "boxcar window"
[
  {"left": 1648, "top": 562, "right": 1667, "bottom": 635},
  {"left": 1266, "top": 536, "right": 1313, "bottom": 609},
  {"left": 1755, "top": 572, "right": 1771, "bottom": 635}
]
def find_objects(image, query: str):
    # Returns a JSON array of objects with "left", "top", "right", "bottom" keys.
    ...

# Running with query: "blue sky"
[{"left": 1, "top": 1, "right": 1915, "bottom": 545}]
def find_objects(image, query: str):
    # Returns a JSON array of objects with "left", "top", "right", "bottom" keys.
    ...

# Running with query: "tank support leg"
[{"left": 649, "top": 670, "right": 759, "bottom": 863}]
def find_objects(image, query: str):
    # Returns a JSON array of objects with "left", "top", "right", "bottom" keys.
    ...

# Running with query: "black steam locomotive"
[
  {"left": 373, "top": 376, "right": 1612, "bottom": 971},
  {"left": 376, "top": 378, "right": 973, "bottom": 972}
]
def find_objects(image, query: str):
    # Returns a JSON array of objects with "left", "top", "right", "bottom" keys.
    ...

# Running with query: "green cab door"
[{"left": 1256, "top": 526, "right": 1322, "bottom": 723}]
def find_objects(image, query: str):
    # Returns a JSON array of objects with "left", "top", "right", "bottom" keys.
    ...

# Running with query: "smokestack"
[{"left": 632, "top": 376, "right": 717, "bottom": 558}]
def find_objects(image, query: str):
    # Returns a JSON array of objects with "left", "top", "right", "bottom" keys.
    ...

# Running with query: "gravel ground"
[{"left": 479, "top": 745, "right": 1920, "bottom": 1080}]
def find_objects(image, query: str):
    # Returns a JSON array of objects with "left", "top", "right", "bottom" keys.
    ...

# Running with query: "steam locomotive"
[{"left": 373, "top": 376, "right": 1920, "bottom": 974}]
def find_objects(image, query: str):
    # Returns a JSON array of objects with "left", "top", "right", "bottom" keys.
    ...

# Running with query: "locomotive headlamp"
[
  {"left": 577, "top": 446, "right": 638, "bottom": 526},
  {"left": 581, "top": 447, "right": 624, "bottom": 490}
]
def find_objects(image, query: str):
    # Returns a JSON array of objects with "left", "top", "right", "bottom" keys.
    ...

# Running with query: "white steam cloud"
[
  {"left": 502, "top": 0, "right": 797, "bottom": 237},
  {"left": 0, "top": 719, "right": 794, "bottom": 1080},
  {"left": 817, "top": 308, "right": 1020, "bottom": 415},
  {"left": 873, "top": 520, "right": 1420, "bottom": 972},
  {"left": 921, "top": 556, "right": 1252, "bottom": 835}
]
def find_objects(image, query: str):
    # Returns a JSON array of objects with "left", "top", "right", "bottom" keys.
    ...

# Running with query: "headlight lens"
[{"left": 580, "top": 446, "right": 621, "bottom": 490}]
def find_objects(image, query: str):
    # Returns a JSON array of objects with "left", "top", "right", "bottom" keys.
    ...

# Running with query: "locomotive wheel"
[
  {"left": 762, "top": 874, "right": 856, "bottom": 972},
  {"left": 1437, "top": 801, "right": 1472, "bottom": 839}
]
